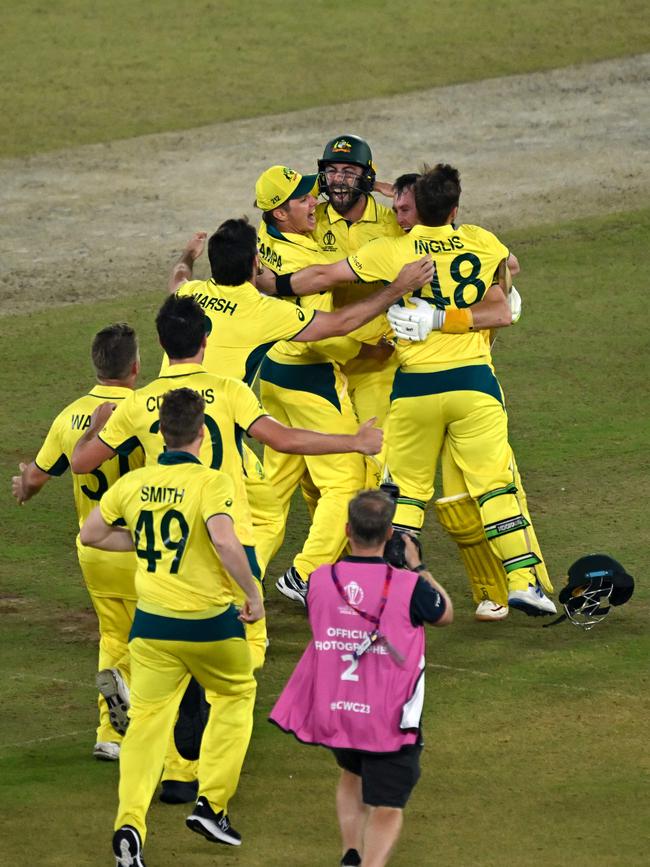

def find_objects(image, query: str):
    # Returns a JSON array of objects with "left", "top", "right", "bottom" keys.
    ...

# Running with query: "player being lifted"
[
  {"left": 267, "top": 164, "right": 556, "bottom": 617},
  {"left": 387, "top": 174, "right": 549, "bottom": 621}
]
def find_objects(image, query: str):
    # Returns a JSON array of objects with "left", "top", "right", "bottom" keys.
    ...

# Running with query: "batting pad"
[{"left": 435, "top": 493, "right": 508, "bottom": 607}]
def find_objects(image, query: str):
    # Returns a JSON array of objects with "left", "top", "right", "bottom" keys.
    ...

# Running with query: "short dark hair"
[
  {"left": 155, "top": 295, "right": 205, "bottom": 360},
  {"left": 393, "top": 172, "right": 421, "bottom": 197},
  {"left": 347, "top": 490, "right": 396, "bottom": 547},
  {"left": 91, "top": 323, "right": 138, "bottom": 380},
  {"left": 159, "top": 388, "right": 205, "bottom": 449},
  {"left": 414, "top": 164, "right": 461, "bottom": 226},
  {"left": 208, "top": 218, "right": 257, "bottom": 286}
]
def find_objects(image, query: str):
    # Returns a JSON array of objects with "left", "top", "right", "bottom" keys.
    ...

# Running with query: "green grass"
[
  {"left": 1, "top": 208, "right": 648, "bottom": 864},
  {"left": 2, "top": 0, "right": 649, "bottom": 157}
]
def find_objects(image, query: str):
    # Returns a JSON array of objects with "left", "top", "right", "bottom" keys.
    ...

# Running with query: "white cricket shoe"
[
  {"left": 508, "top": 583, "right": 557, "bottom": 616},
  {"left": 93, "top": 741, "right": 120, "bottom": 761},
  {"left": 475, "top": 600, "right": 509, "bottom": 621},
  {"left": 96, "top": 668, "right": 130, "bottom": 736},
  {"left": 276, "top": 566, "right": 308, "bottom": 606}
]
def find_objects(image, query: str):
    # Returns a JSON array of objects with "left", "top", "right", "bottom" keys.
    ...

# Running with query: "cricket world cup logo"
[{"left": 345, "top": 581, "right": 364, "bottom": 606}]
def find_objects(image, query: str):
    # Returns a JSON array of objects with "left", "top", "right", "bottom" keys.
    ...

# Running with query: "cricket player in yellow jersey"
[
  {"left": 253, "top": 165, "right": 394, "bottom": 603},
  {"left": 313, "top": 135, "right": 403, "bottom": 442},
  {"left": 389, "top": 174, "right": 548, "bottom": 621},
  {"left": 165, "top": 216, "right": 433, "bottom": 581},
  {"left": 350, "top": 164, "right": 556, "bottom": 616},
  {"left": 72, "top": 295, "right": 385, "bottom": 662},
  {"left": 11, "top": 324, "right": 142, "bottom": 760},
  {"left": 81, "top": 388, "right": 265, "bottom": 864}
]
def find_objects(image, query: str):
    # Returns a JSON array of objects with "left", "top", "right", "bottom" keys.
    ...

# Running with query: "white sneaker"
[
  {"left": 276, "top": 566, "right": 308, "bottom": 606},
  {"left": 508, "top": 583, "right": 557, "bottom": 616},
  {"left": 96, "top": 668, "right": 130, "bottom": 736},
  {"left": 93, "top": 741, "right": 120, "bottom": 761},
  {"left": 475, "top": 600, "right": 509, "bottom": 621}
]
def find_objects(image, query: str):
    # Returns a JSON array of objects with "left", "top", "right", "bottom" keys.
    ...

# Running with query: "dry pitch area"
[{"left": 1, "top": 53, "right": 649, "bottom": 316}]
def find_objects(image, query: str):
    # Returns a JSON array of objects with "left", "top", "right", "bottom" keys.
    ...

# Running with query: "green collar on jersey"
[{"left": 157, "top": 450, "right": 201, "bottom": 466}]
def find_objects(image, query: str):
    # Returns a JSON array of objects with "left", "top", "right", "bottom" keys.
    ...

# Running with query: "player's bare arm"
[
  {"left": 373, "top": 180, "right": 396, "bottom": 198},
  {"left": 79, "top": 506, "right": 135, "bottom": 552},
  {"left": 71, "top": 402, "right": 117, "bottom": 473},
  {"left": 167, "top": 231, "right": 207, "bottom": 294},
  {"left": 11, "top": 461, "right": 51, "bottom": 505},
  {"left": 507, "top": 253, "right": 520, "bottom": 276},
  {"left": 206, "top": 514, "right": 265, "bottom": 623},
  {"left": 293, "top": 257, "right": 433, "bottom": 342},
  {"left": 248, "top": 415, "right": 383, "bottom": 456},
  {"left": 402, "top": 534, "right": 454, "bottom": 626},
  {"left": 355, "top": 337, "right": 394, "bottom": 363}
]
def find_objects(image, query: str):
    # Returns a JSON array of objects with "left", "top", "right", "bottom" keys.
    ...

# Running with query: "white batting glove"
[
  {"left": 509, "top": 285, "right": 522, "bottom": 324},
  {"left": 387, "top": 297, "right": 445, "bottom": 341}
]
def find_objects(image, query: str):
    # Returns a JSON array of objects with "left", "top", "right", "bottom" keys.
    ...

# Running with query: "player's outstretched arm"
[
  {"left": 248, "top": 415, "right": 382, "bottom": 456},
  {"left": 12, "top": 461, "right": 51, "bottom": 505},
  {"left": 292, "top": 257, "right": 433, "bottom": 342},
  {"left": 258, "top": 257, "right": 357, "bottom": 297},
  {"left": 80, "top": 506, "right": 135, "bottom": 551},
  {"left": 167, "top": 232, "right": 207, "bottom": 294},
  {"left": 71, "top": 402, "right": 117, "bottom": 473},
  {"left": 206, "top": 515, "right": 265, "bottom": 623}
]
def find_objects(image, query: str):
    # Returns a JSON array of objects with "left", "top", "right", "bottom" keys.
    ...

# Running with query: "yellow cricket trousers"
[
  {"left": 258, "top": 358, "right": 366, "bottom": 579},
  {"left": 387, "top": 365, "right": 542, "bottom": 588},
  {"left": 77, "top": 545, "right": 136, "bottom": 744},
  {"left": 115, "top": 605, "right": 256, "bottom": 842}
]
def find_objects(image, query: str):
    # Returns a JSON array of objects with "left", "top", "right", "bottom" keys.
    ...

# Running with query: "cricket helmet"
[
  {"left": 556, "top": 554, "right": 634, "bottom": 630},
  {"left": 318, "top": 134, "right": 376, "bottom": 199}
]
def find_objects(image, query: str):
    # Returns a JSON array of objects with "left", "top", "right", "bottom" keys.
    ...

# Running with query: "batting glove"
[
  {"left": 387, "top": 297, "right": 445, "bottom": 341},
  {"left": 509, "top": 285, "right": 522, "bottom": 324}
]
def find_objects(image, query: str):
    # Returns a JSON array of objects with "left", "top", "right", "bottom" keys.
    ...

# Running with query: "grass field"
[
  {"left": 1, "top": 3, "right": 649, "bottom": 866},
  {"left": 2, "top": 0, "right": 649, "bottom": 157}
]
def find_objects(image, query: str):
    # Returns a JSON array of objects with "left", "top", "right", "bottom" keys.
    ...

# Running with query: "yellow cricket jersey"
[
  {"left": 162, "top": 279, "right": 316, "bottom": 385},
  {"left": 258, "top": 222, "right": 361, "bottom": 367},
  {"left": 98, "top": 364, "right": 266, "bottom": 545},
  {"left": 34, "top": 384, "right": 142, "bottom": 598},
  {"left": 100, "top": 452, "right": 237, "bottom": 611},
  {"left": 313, "top": 195, "right": 402, "bottom": 342},
  {"left": 348, "top": 223, "right": 509, "bottom": 369}
]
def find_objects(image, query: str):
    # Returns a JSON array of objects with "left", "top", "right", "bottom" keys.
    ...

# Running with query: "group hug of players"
[{"left": 12, "top": 135, "right": 558, "bottom": 864}]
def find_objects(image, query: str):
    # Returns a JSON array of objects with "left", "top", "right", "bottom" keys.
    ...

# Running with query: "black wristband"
[
  {"left": 275, "top": 273, "right": 295, "bottom": 297},
  {"left": 413, "top": 563, "right": 427, "bottom": 573}
]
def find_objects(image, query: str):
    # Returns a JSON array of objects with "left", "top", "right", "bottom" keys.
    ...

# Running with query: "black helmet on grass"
[{"left": 555, "top": 554, "right": 634, "bottom": 630}]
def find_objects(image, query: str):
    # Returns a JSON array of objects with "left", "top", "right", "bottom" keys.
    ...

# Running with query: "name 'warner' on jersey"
[
  {"left": 348, "top": 223, "right": 509, "bottom": 369},
  {"left": 35, "top": 384, "right": 144, "bottom": 529}
]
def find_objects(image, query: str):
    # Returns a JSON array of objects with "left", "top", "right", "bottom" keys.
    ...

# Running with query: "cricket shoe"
[
  {"left": 508, "top": 583, "right": 557, "bottom": 616},
  {"left": 475, "top": 600, "right": 509, "bottom": 621},
  {"left": 276, "top": 566, "right": 308, "bottom": 606},
  {"left": 341, "top": 848, "right": 362, "bottom": 866},
  {"left": 113, "top": 825, "right": 146, "bottom": 866},
  {"left": 96, "top": 668, "right": 130, "bottom": 736},
  {"left": 186, "top": 797, "right": 242, "bottom": 846},
  {"left": 93, "top": 741, "right": 120, "bottom": 761}
]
